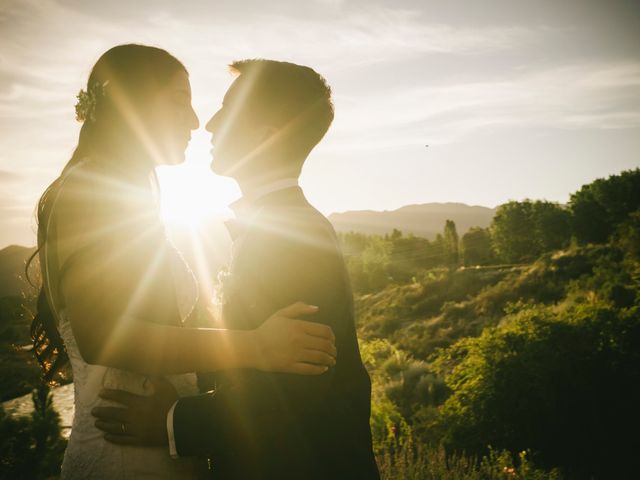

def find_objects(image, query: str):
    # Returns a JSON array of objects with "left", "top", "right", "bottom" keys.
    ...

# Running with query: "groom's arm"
[{"left": 172, "top": 215, "right": 348, "bottom": 457}]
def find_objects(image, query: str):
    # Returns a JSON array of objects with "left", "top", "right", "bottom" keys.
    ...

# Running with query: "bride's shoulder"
[
  {"left": 53, "top": 159, "right": 140, "bottom": 243},
  {"left": 53, "top": 157, "right": 163, "bottom": 256},
  {"left": 55, "top": 159, "right": 132, "bottom": 215},
  {"left": 58, "top": 158, "right": 114, "bottom": 197}
]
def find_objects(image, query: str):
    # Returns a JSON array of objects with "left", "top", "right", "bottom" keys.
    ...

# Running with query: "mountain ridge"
[{"left": 328, "top": 202, "right": 496, "bottom": 238}]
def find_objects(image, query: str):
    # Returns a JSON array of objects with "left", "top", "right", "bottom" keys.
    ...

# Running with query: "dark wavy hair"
[
  {"left": 26, "top": 44, "right": 187, "bottom": 382},
  {"left": 229, "top": 59, "right": 334, "bottom": 164}
]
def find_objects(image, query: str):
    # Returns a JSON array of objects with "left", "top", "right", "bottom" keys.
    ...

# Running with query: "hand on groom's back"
[{"left": 92, "top": 376, "right": 178, "bottom": 446}]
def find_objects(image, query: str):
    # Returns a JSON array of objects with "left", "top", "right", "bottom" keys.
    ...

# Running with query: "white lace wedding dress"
[{"left": 43, "top": 164, "right": 208, "bottom": 479}]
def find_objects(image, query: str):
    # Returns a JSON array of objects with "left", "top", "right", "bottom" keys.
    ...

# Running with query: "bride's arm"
[
  {"left": 60, "top": 250, "right": 335, "bottom": 376},
  {"left": 54, "top": 205, "right": 333, "bottom": 377},
  {"left": 51, "top": 172, "right": 335, "bottom": 377}
]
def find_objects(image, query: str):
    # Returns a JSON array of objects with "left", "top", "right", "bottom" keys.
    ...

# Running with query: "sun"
[{"left": 155, "top": 139, "right": 239, "bottom": 229}]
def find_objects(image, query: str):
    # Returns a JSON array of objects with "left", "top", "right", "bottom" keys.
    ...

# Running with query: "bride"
[{"left": 29, "top": 44, "right": 337, "bottom": 479}]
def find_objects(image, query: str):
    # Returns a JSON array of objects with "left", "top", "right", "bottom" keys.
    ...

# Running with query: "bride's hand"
[{"left": 252, "top": 302, "right": 337, "bottom": 375}]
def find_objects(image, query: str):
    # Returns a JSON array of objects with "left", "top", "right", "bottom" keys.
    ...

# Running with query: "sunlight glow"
[{"left": 156, "top": 133, "right": 239, "bottom": 229}]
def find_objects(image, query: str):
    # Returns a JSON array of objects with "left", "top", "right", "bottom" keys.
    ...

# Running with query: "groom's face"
[{"left": 206, "top": 76, "right": 269, "bottom": 178}]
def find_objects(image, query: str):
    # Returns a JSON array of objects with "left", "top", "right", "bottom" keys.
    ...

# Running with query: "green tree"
[
  {"left": 532, "top": 202, "right": 571, "bottom": 252},
  {"left": 570, "top": 168, "right": 640, "bottom": 244},
  {"left": 1, "top": 296, "right": 42, "bottom": 402},
  {"left": 31, "top": 384, "right": 67, "bottom": 477},
  {"left": 461, "top": 227, "right": 494, "bottom": 266},
  {"left": 340, "top": 232, "right": 392, "bottom": 293},
  {"left": 388, "top": 231, "right": 432, "bottom": 281},
  {"left": 615, "top": 210, "right": 640, "bottom": 262},
  {"left": 0, "top": 405, "right": 33, "bottom": 478},
  {"left": 434, "top": 302, "right": 640, "bottom": 479},
  {"left": 338, "top": 231, "right": 370, "bottom": 257},
  {"left": 490, "top": 201, "right": 537, "bottom": 263},
  {"left": 443, "top": 220, "right": 459, "bottom": 271},
  {"left": 361, "top": 236, "right": 392, "bottom": 292},
  {"left": 491, "top": 200, "right": 570, "bottom": 263},
  {"left": 389, "top": 228, "right": 402, "bottom": 242},
  {"left": 425, "top": 234, "right": 445, "bottom": 269},
  {"left": 0, "top": 383, "right": 67, "bottom": 479},
  {"left": 360, "top": 339, "right": 413, "bottom": 455}
]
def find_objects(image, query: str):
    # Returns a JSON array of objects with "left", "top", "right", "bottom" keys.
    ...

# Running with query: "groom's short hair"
[{"left": 229, "top": 59, "right": 334, "bottom": 161}]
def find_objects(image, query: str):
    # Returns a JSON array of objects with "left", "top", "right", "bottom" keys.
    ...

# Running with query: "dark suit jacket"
[{"left": 172, "top": 187, "right": 379, "bottom": 479}]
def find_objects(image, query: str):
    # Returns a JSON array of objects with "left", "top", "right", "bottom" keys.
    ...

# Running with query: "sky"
[{"left": 1, "top": 0, "right": 639, "bottom": 248}]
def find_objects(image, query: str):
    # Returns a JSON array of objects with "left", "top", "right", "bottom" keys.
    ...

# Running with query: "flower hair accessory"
[{"left": 74, "top": 80, "right": 109, "bottom": 123}]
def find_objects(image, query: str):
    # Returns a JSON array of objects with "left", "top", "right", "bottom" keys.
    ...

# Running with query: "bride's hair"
[{"left": 27, "top": 44, "right": 187, "bottom": 382}]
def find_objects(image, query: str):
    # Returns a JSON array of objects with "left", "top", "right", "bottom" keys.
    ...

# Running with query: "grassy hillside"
[
  {"left": 356, "top": 243, "right": 630, "bottom": 359},
  {"left": 1, "top": 169, "right": 637, "bottom": 478},
  {"left": 357, "top": 238, "right": 639, "bottom": 478}
]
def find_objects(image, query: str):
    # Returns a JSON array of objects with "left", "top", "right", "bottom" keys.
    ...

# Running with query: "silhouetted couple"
[{"left": 32, "top": 44, "right": 379, "bottom": 479}]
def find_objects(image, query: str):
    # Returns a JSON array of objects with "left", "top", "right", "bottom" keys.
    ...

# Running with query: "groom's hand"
[{"left": 91, "top": 376, "right": 178, "bottom": 446}]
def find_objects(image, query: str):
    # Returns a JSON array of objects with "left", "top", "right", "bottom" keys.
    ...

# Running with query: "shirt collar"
[{"left": 229, "top": 178, "right": 299, "bottom": 218}]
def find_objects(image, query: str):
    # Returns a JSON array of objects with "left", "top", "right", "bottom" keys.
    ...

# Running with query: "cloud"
[
  {"left": 0, "top": 169, "right": 21, "bottom": 182},
  {"left": 1, "top": 0, "right": 639, "bottom": 246},
  {"left": 144, "top": 6, "right": 552, "bottom": 70},
  {"left": 0, "top": 0, "right": 561, "bottom": 167},
  {"left": 325, "top": 61, "right": 640, "bottom": 151}
]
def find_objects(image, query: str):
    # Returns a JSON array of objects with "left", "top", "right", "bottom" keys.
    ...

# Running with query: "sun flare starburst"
[{"left": 155, "top": 137, "right": 239, "bottom": 229}]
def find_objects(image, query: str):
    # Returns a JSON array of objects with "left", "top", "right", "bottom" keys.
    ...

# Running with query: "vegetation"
[
  {"left": 352, "top": 169, "right": 640, "bottom": 479},
  {"left": 0, "top": 295, "right": 42, "bottom": 402},
  {"left": 377, "top": 445, "right": 562, "bottom": 480},
  {"left": 490, "top": 200, "right": 571, "bottom": 263},
  {"left": 1, "top": 168, "right": 638, "bottom": 478},
  {"left": 570, "top": 168, "right": 640, "bottom": 244},
  {"left": 461, "top": 227, "right": 494, "bottom": 267},
  {"left": 0, "top": 384, "right": 67, "bottom": 479}
]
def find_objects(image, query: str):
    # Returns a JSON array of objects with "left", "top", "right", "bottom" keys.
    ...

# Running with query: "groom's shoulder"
[{"left": 253, "top": 196, "right": 339, "bottom": 253}]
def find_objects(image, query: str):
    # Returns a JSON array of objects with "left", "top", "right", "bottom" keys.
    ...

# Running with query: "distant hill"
[
  {"left": 328, "top": 202, "right": 496, "bottom": 239},
  {"left": 0, "top": 245, "right": 37, "bottom": 299}
]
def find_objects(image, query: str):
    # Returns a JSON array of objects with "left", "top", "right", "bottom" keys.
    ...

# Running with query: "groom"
[{"left": 94, "top": 59, "right": 380, "bottom": 479}]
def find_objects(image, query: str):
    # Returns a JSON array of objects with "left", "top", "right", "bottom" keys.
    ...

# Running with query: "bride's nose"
[{"left": 188, "top": 105, "right": 199, "bottom": 130}]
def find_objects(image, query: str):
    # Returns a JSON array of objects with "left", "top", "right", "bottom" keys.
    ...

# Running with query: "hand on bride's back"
[{"left": 253, "top": 302, "right": 337, "bottom": 375}]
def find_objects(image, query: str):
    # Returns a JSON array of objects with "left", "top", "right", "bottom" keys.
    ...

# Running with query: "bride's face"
[{"left": 146, "top": 70, "right": 199, "bottom": 166}]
